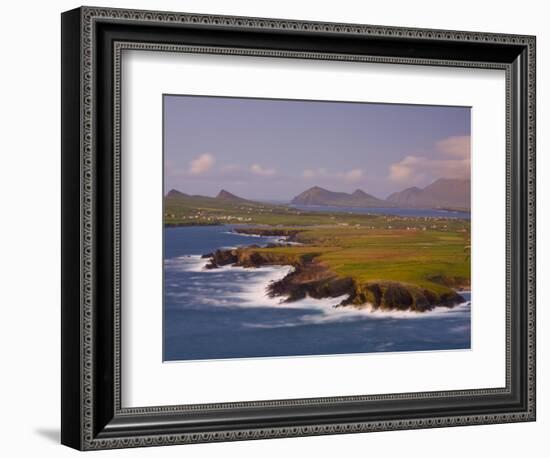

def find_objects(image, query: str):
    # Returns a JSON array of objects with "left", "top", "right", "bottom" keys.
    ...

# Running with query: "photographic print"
[{"left": 163, "top": 95, "right": 471, "bottom": 362}]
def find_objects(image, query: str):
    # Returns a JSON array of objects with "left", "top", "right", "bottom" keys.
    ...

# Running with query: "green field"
[{"left": 251, "top": 227, "right": 470, "bottom": 294}]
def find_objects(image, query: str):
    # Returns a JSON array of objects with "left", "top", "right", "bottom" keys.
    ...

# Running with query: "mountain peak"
[
  {"left": 216, "top": 189, "right": 246, "bottom": 201},
  {"left": 166, "top": 189, "right": 188, "bottom": 199},
  {"left": 291, "top": 186, "right": 387, "bottom": 208},
  {"left": 307, "top": 185, "right": 327, "bottom": 192}
]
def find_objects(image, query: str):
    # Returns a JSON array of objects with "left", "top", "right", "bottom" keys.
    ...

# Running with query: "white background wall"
[{"left": 0, "top": 0, "right": 545, "bottom": 456}]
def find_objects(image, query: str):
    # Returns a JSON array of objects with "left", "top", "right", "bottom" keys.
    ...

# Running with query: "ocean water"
[
  {"left": 164, "top": 225, "right": 471, "bottom": 361},
  {"left": 164, "top": 226, "right": 470, "bottom": 361},
  {"left": 289, "top": 204, "right": 470, "bottom": 219}
]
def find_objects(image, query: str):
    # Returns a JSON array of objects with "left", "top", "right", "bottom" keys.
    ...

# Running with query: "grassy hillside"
[
  {"left": 164, "top": 193, "right": 306, "bottom": 225},
  {"left": 243, "top": 226, "right": 470, "bottom": 295}
]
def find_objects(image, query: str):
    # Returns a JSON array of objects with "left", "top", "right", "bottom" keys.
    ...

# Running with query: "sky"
[{"left": 164, "top": 95, "right": 470, "bottom": 200}]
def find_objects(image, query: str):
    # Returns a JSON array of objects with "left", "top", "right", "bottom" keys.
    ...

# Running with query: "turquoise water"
[{"left": 163, "top": 225, "right": 471, "bottom": 361}]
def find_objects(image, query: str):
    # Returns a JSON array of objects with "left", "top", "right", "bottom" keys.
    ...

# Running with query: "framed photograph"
[{"left": 61, "top": 6, "right": 536, "bottom": 450}]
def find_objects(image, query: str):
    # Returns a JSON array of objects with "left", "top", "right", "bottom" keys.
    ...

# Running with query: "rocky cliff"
[{"left": 203, "top": 246, "right": 466, "bottom": 312}]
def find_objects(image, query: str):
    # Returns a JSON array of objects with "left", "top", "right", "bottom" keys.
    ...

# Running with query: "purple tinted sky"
[{"left": 164, "top": 95, "right": 470, "bottom": 200}]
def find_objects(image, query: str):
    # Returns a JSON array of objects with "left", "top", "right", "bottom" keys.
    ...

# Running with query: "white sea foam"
[
  {"left": 242, "top": 299, "right": 471, "bottom": 329},
  {"left": 234, "top": 265, "right": 471, "bottom": 324},
  {"left": 164, "top": 255, "right": 209, "bottom": 272},
  {"left": 166, "top": 255, "right": 471, "bottom": 327},
  {"left": 222, "top": 230, "right": 299, "bottom": 246},
  {"left": 164, "top": 255, "right": 245, "bottom": 274},
  {"left": 239, "top": 280, "right": 471, "bottom": 327},
  {"left": 222, "top": 231, "right": 281, "bottom": 241},
  {"left": 223, "top": 231, "right": 259, "bottom": 238}
]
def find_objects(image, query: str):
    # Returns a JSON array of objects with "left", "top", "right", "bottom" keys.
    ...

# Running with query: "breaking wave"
[{"left": 164, "top": 254, "right": 470, "bottom": 327}]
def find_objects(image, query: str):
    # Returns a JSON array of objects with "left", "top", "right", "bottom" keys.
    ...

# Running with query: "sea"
[{"left": 164, "top": 213, "right": 471, "bottom": 362}]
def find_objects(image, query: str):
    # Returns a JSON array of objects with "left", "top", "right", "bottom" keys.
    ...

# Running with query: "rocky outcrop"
[
  {"left": 267, "top": 261, "right": 354, "bottom": 302},
  {"left": 204, "top": 247, "right": 301, "bottom": 270},
  {"left": 340, "top": 282, "right": 464, "bottom": 312},
  {"left": 204, "top": 249, "right": 239, "bottom": 269},
  {"left": 203, "top": 246, "right": 465, "bottom": 312}
]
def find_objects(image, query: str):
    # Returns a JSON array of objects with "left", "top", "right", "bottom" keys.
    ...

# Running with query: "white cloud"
[
  {"left": 436, "top": 135, "right": 471, "bottom": 158},
  {"left": 189, "top": 153, "right": 216, "bottom": 175},
  {"left": 388, "top": 135, "right": 471, "bottom": 185},
  {"left": 189, "top": 153, "right": 215, "bottom": 175},
  {"left": 250, "top": 163, "right": 276, "bottom": 176}
]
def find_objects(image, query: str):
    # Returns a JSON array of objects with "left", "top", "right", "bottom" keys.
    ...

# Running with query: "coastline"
[{"left": 202, "top": 226, "right": 468, "bottom": 313}]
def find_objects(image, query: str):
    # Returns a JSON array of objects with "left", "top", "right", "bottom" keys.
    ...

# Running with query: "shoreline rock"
[
  {"left": 340, "top": 282, "right": 464, "bottom": 312},
  {"left": 204, "top": 249, "right": 239, "bottom": 269}
]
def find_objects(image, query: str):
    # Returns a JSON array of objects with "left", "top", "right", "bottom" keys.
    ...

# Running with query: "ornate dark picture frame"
[{"left": 61, "top": 6, "right": 536, "bottom": 451}]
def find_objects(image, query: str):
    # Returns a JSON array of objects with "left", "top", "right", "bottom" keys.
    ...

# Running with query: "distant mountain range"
[
  {"left": 290, "top": 186, "right": 390, "bottom": 208},
  {"left": 165, "top": 188, "right": 278, "bottom": 211},
  {"left": 166, "top": 188, "right": 256, "bottom": 204},
  {"left": 291, "top": 179, "right": 470, "bottom": 210},
  {"left": 166, "top": 178, "right": 471, "bottom": 211},
  {"left": 386, "top": 178, "right": 470, "bottom": 210}
]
